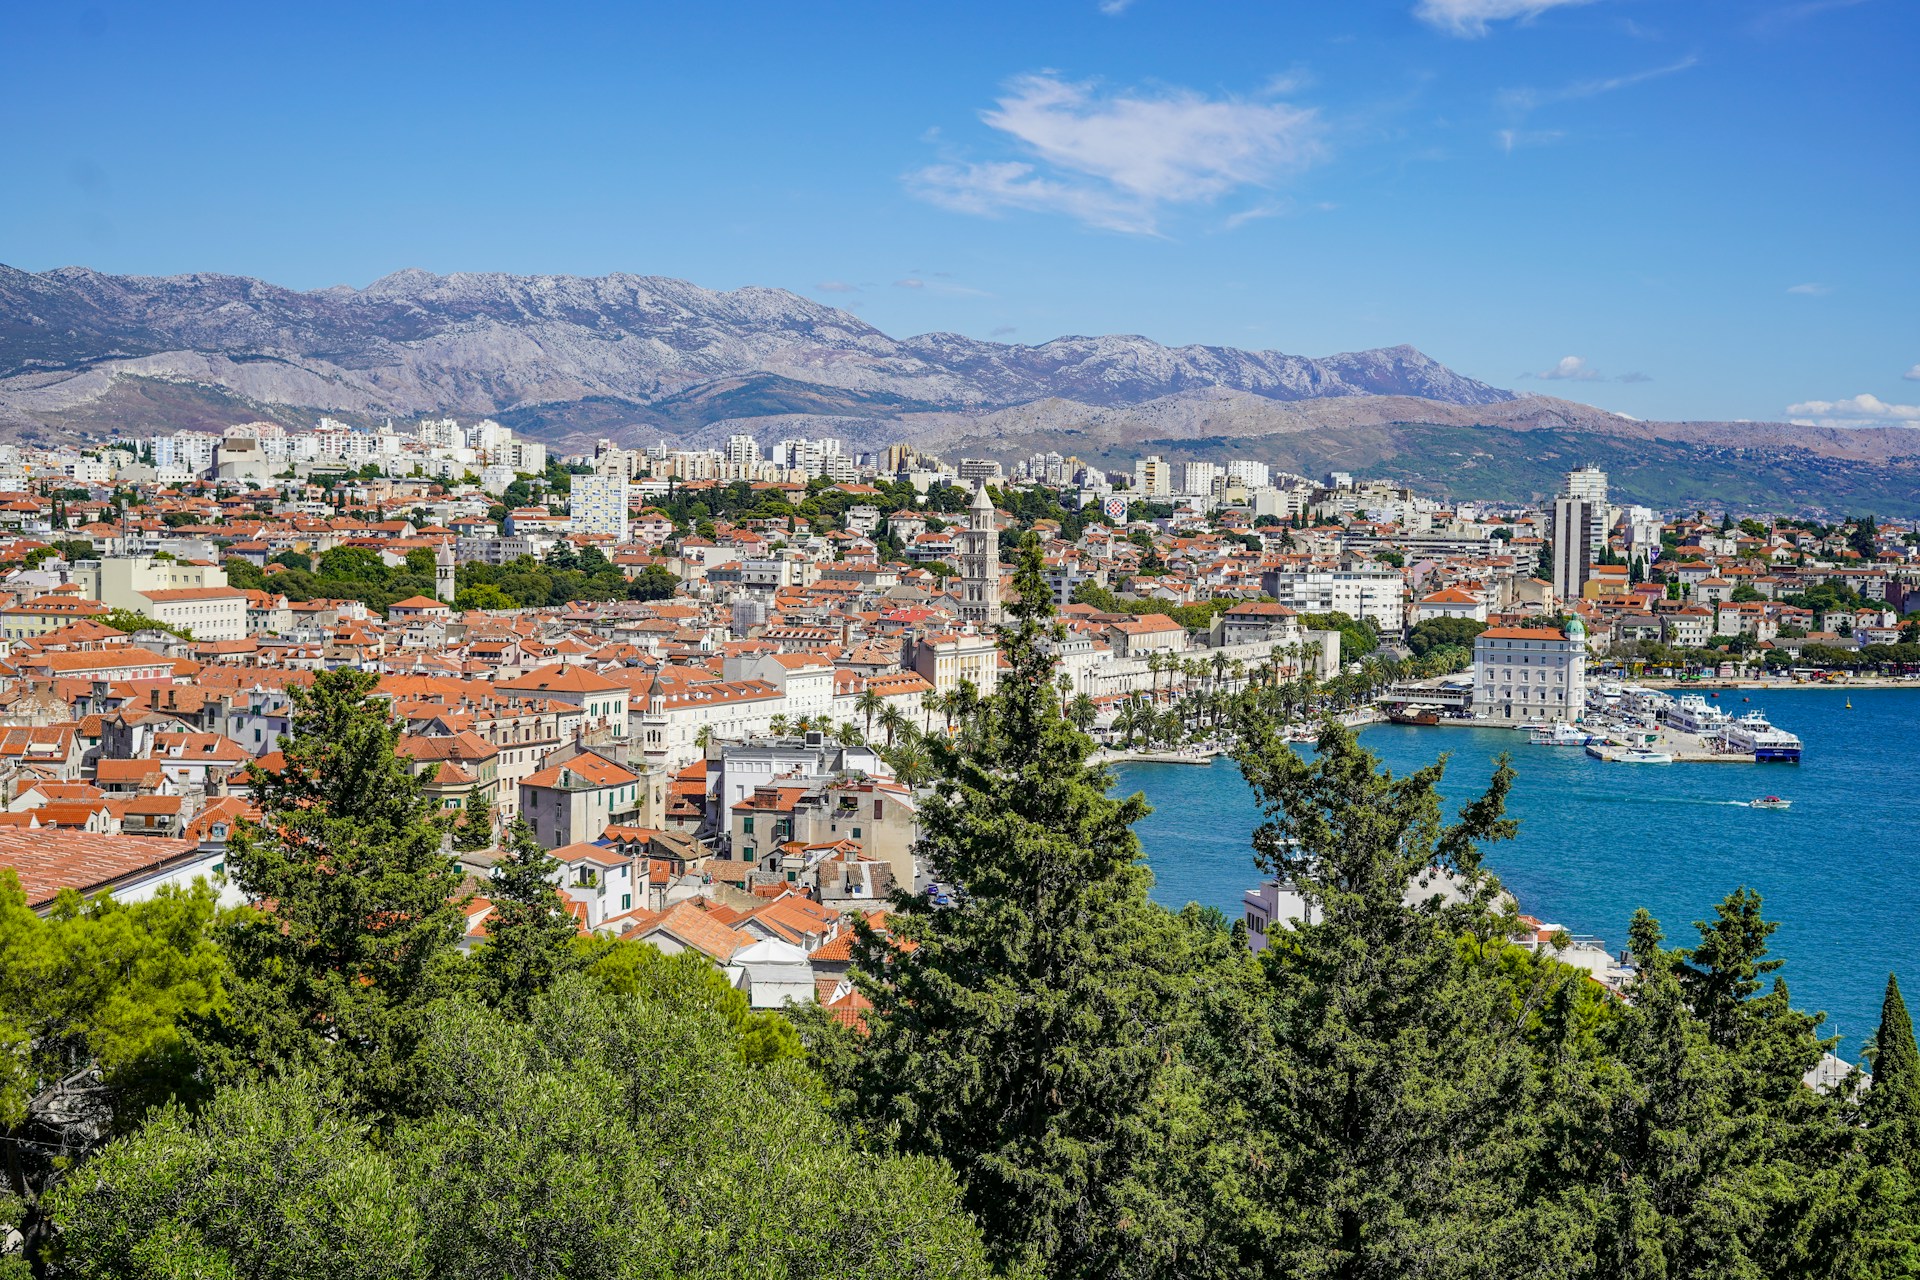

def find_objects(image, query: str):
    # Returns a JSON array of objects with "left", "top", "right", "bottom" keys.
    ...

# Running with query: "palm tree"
[
  {"left": 885, "top": 737, "right": 934, "bottom": 788},
  {"left": 768, "top": 714, "right": 790, "bottom": 737},
  {"left": 879, "top": 702, "right": 909, "bottom": 748},
  {"left": 1068, "top": 692, "right": 1097, "bottom": 735},
  {"left": 856, "top": 687, "right": 883, "bottom": 739}
]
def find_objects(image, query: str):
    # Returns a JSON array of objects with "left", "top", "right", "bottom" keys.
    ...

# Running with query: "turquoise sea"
[{"left": 1112, "top": 687, "right": 1920, "bottom": 1056}]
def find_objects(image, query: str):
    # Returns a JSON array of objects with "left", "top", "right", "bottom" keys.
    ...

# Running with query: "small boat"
[
  {"left": 1749, "top": 796, "right": 1791, "bottom": 810},
  {"left": 1389, "top": 703, "right": 1442, "bottom": 726},
  {"left": 1620, "top": 749, "right": 1675, "bottom": 764}
]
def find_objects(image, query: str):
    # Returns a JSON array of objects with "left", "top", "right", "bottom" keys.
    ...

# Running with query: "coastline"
[{"left": 1634, "top": 677, "right": 1920, "bottom": 691}]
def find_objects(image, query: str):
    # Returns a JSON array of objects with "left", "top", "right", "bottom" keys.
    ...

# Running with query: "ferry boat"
[
  {"left": 1666, "top": 693, "right": 1730, "bottom": 734},
  {"left": 1749, "top": 796, "right": 1792, "bottom": 810},
  {"left": 1721, "top": 710, "right": 1803, "bottom": 763}
]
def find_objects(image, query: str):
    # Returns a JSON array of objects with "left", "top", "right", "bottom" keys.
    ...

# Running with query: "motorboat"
[
  {"left": 1619, "top": 749, "right": 1675, "bottom": 764},
  {"left": 1749, "top": 796, "right": 1792, "bottom": 810},
  {"left": 1529, "top": 722, "right": 1595, "bottom": 747}
]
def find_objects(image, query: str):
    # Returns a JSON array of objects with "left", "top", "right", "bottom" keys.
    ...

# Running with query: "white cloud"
[
  {"left": 1499, "top": 56, "right": 1699, "bottom": 114},
  {"left": 908, "top": 73, "right": 1324, "bottom": 235},
  {"left": 814, "top": 280, "right": 859, "bottom": 294},
  {"left": 1904, "top": 364, "right": 1920, "bottom": 381},
  {"left": 1533, "top": 355, "right": 1602, "bottom": 381},
  {"left": 1098, "top": 0, "right": 1137, "bottom": 13},
  {"left": 1615, "top": 371, "right": 1653, "bottom": 383},
  {"left": 1415, "top": 0, "right": 1598, "bottom": 38},
  {"left": 1786, "top": 282, "right": 1832, "bottom": 295},
  {"left": 893, "top": 278, "right": 925, "bottom": 290},
  {"left": 1496, "top": 127, "right": 1566, "bottom": 152},
  {"left": 1784, "top": 394, "right": 1920, "bottom": 428}
]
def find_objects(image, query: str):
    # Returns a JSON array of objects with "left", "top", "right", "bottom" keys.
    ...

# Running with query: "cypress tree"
[
  {"left": 1868, "top": 974, "right": 1920, "bottom": 1162},
  {"left": 850, "top": 533, "right": 1187, "bottom": 1279},
  {"left": 192, "top": 668, "right": 466, "bottom": 1115},
  {"left": 475, "top": 820, "right": 583, "bottom": 1016}
]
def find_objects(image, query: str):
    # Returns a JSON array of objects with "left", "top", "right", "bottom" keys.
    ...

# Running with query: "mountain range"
[{"left": 2, "top": 264, "right": 1916, "bottom": 513}]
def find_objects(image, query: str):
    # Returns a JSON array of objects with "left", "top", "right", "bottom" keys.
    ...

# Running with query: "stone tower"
[
  {"left": 435, "top": 540, "right": 456, "bottom": 604},
  {"left": 957, "top": 480, "right": 1001, "bottom": 626}
]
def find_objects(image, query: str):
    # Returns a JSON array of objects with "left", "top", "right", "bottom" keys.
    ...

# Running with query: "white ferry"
[
  {"left": 1721, "top": 710, "right": 1803, "bottom": 763},
  {"left": 1529, "top": 722, "right": 1596, "bottom": 747},
  {"left": 1666, "top": 693, "right": 1731, "bottom": 734}
]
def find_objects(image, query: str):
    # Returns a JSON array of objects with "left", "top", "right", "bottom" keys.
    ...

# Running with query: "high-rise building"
[
  {"left": 1177, "top": 461, "right": 1220, "bottom": 495},
  {"left": 725, "top": 434, "right": 761, "bottom": 466},
  {"left": 1563, "top": 464, "right": 1608, "bottom": 505},
  {"left": 1551, "top": 496, "right": 1597, "bottom": 603},
  {"left": 1133, "top": 454, "right": 1173, "bottom": 498},
  {"left": 1226, "top": 459, "right": 1271, "bottom": 489},
  {"left": 957, "top": 480, "right": 1001, "bottom": 626},
  {"left": 570, "top": 471, "right": 631, "bottom": 542}
]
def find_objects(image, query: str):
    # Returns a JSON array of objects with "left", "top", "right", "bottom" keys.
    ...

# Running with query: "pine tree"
[
  {"left": 452, "top": 789, "right": 494, "bottom": 852},
  {"left": 192, "top": 668, "right": 466, "bottom": 1115},
  {"left": 850, "top": 533, "right": 1189, "bottom": 1279},
  {"left": 1867, "top": 974, "right": 1920, "bottom": 1162},
  {"left": 1227, "top": 715, "right": 1558, "bottom": 1278},
  {"left": 475, "top": 820, "right": 582, "bottom": 1016}
]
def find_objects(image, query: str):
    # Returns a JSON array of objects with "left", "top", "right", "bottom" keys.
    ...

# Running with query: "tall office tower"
[{"left": 1551, "top": 496, "right": 1598, "bottom": 603}]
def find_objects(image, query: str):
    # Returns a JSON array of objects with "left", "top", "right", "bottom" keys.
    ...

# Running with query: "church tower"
[
  {"left": 435, "top": 540, "right": 456, "bottom": 604},
  {"left": 957, "top": 480, "right": 1001, "bottom": 626}
]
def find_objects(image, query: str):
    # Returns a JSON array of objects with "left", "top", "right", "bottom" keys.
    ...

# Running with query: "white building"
[
  {"left": 1132, "top": 455, "right": 1173, "bottom": 498},
  {"left": 569, "top": 471, "right": 631, "bottom": 542},
  {"left": 1226, "top": 459, "right": 1272, "bottom": 490},
  {"left": 73, "top": 555, "right": 248, "bottom": 641},
  {"left": 1259, "top": 567, "right": 1405, "bottom": 632},
  {"left": 1472, "top": 620, "right": 1589, "bottom": 723}
]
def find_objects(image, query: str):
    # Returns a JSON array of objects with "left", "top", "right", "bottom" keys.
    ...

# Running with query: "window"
[
  {"left": 852, "top": 827, "right": 861, "bottom": 839},
  {"left": 743, "top": 816, "right": 754, "bottom": 834}
]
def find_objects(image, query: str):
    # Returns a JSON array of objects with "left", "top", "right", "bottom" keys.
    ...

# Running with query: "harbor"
[{"left": 1115, "top": 686, "right": 1919, "bottom": 1057}]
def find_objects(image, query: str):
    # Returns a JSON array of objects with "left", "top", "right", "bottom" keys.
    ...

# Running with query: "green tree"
[
  {"left": 0, "top": 874, "right": 227, "bottom": 1269},
  {"left": 627, "top": 564, "right": 680, "bottom": 601},
  {"left": 316, "top": 545, "right": 389, "bottom": 581},
  {"left": 1407, "top": 616, "right": 1487, "bottom": 658},
  {"left": 94, "top": 609, "right": 193, "bottom": 641},
  {"left": 1867, "top": 974, "right": 1920, "bottom": 1161},
  {"left": 1228, "top": 717, "right": 1550, "bottom": 1278},
  {"left": 850, "top": 533, "right": 1189, "bottom": 1278},
  {"left": 191, "top": 668, "right": 466, "bottom": 1116},
  {"left": 52, "top": 976, "right": 989, "bottom": 1280},
  {"left": 474, "top": 821, "right": 581, "bottom": 1017}
]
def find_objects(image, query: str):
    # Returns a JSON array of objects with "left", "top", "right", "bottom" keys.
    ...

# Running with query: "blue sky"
[{"left": 4, "top": 0, "right": 1914, "bottom": 426}]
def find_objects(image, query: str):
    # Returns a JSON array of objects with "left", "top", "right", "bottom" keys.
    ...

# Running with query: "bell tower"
[{"left": 435, "top": 540, "right": 457, "bottom": 603}]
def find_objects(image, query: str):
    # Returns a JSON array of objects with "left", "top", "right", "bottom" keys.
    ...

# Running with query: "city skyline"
[{"left": 5, "top": 0, "right": 1914, "bottom": 429}]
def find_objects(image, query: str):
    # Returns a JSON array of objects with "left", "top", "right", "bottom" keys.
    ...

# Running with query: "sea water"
[{"left": 1112, "top": 687, "right": 1920, "bottom": 1055}]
